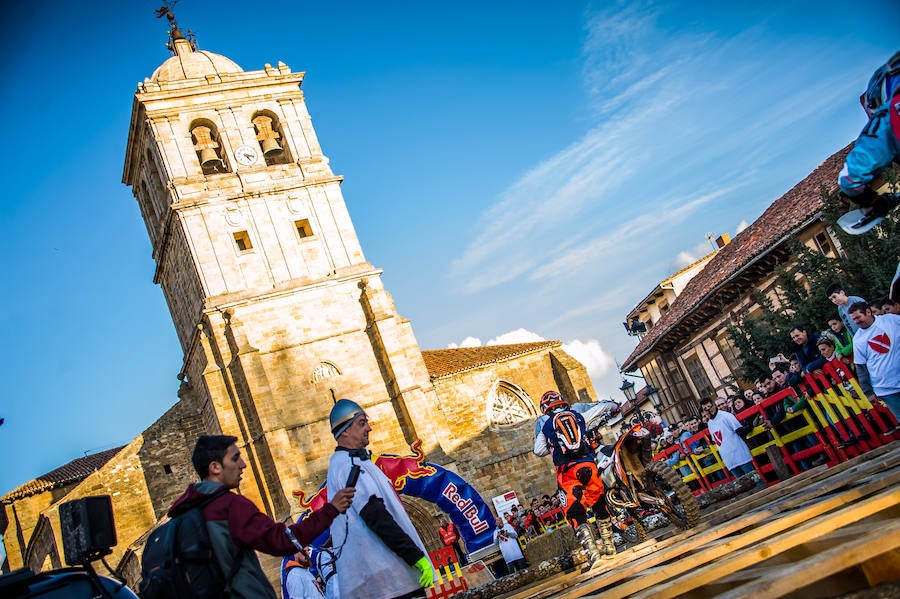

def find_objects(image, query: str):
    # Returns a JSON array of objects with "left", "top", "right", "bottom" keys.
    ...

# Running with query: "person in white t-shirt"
[
  {"left": 700, "top": 397, "right": 764, "bottom": 488},
  {"left": 849, "top": 302, "right": 900, "bottom": 421}
]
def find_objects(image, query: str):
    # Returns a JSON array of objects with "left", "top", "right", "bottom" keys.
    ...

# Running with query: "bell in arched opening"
[
  {"left": 191, "top": 125, "right": 225, "bottom": 173},
  {"left": 253, "top": 115, "right": 283, "bottom": 156}
]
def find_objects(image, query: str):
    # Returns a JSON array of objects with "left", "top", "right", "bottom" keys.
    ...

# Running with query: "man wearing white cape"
[{"left": 326, "top": 399, "right": 435, "bottom": 599}]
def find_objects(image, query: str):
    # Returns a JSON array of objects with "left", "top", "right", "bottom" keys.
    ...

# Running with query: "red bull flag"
[{"left": 292, "top": 440, "right": 496, "bottom": 553}]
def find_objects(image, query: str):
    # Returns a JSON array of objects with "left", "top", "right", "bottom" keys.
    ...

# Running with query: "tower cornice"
[
  {"left": 138, "top": 69, "right": 305, "bottom": 98},
  {"left": 179, "top": 265, "right": 386, "bottom": 377}
]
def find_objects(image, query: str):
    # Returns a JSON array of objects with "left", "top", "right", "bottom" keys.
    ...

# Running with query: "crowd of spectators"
[
  {"left": 648, "top": 281, "right": 899, "bottom": 483},
  {"left": 499, "top": 494, "right": 565, "bottom": 541}
]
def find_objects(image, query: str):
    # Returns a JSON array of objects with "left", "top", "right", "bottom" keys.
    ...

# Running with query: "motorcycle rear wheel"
[{"left": 644, "top": 460, "right": 700, "bottom": 530}]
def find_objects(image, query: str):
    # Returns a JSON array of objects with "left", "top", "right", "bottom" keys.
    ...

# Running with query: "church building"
[{"left": 1, "top": 15, "right": 596, "bottom": 585}]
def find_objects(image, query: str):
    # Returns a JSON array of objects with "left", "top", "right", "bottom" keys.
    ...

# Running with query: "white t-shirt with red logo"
[
  {"left": 706, "top": 410, "right": 753, "bottom": 471},
  {"left": 853, "top": 313, "right": 900, "bottom": 397}
]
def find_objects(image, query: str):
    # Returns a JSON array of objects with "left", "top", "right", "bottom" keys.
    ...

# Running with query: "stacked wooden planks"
[{"left": 501, "top": 441, "right": 900, "bottom": 599}]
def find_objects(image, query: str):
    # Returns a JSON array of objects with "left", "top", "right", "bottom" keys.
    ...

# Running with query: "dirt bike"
[{"left": 593, "top": 422, "right": 700, "bottom": 542}]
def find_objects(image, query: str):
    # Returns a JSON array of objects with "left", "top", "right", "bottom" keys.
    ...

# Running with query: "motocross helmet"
[
  {"left": 861, "top": 51, "right": 900, "bottom": 118},
  {"left": 540, "top": 390, "right": 568, "bottom": 415}
]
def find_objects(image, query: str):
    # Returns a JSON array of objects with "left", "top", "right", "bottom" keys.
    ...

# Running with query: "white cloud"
[
  {"left": 486, "top": 328, "right": 546, "bottom": 346},
  {"left": 446, "top": 336, "right": 482, "bottom": 348},
  {"left": 561, "top": 339, "right": 615, "bottom": 380},
  {"left": 735, "top": 220, "right": 749, "bottom": 234},
  {"left": 447, "top": 6, "right": 862, "bottom": 303},
  {"left": 672, "top": 238, "right": 716, "bottom": 270},
  {"left": 446, "top": 327, "right": 615, "bottom": 388},
  {"left": 673, "top": 251, "right": 697, "bottom": 270}
]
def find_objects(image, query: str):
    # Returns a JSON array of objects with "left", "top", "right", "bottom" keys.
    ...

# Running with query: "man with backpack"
[
  {"left": 140, "top": 435, "right": 354, "bottom": 599},
  {"left": 533, "top": 390, "right": 619, "bottom": 570}
]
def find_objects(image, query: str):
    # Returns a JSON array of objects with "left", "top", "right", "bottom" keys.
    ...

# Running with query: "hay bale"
[{"left": 523, "top": 526, "right": 578, "bottom": 564}]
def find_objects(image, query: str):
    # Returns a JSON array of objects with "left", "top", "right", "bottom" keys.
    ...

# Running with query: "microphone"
[{"left": 346, "top": 464, "right": 361, "bottom": 488}]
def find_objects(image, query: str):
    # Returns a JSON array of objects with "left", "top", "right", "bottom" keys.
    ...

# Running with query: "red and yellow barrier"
[
  {"left": 427, "top": 546, "right": 469, "bottom": 599},
  {"left": 653, "top": 364, "right": 898, "bottom": 490}
]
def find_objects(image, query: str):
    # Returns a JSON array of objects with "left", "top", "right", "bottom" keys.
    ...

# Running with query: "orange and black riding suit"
[{"left": 540, "top": 409, "right": 612, "bottom": 528}]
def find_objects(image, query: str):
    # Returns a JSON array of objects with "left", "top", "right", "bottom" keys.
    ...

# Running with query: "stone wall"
[
  {"left": 138, "top": 388, "right": 213, "bottom": 520},
  {"left": 39, "top": 437, "right": 158, "bottom": 569},
  {"left": 430, "top": 347, "right": 597, "bottom": 505}
]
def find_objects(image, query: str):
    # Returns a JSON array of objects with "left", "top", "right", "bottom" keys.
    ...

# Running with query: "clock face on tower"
[{"left": 234, "top": 144, "right": 259, "bottom": 166}]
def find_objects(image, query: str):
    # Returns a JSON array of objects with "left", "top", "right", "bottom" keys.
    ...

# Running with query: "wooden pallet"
[{"left": 502, "top": 441, "right": 900, "bottom": 599}]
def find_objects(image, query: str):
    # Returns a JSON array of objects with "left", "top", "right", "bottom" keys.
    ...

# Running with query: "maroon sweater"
[{"left": 169, "top": 482, "right": 338, "bottom": 554}]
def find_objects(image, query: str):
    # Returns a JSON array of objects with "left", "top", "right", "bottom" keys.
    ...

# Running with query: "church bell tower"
[{"left": 122, "top": 12, "right": 445, "bottom": 517}]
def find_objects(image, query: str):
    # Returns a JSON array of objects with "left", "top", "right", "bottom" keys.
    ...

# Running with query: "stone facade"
[{"left": 0, "top": 28, "right": 599, "bottom": 590}]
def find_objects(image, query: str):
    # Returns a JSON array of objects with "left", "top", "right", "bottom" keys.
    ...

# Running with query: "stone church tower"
[
  {"left": 122, "top": 20, "right": 447, "bottom": 517},
  {"left": 2, "top": 14, "right": 599, "bottom": 584}
]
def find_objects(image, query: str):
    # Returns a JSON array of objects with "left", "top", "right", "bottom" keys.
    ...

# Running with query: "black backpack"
[
  {"left": 551, "top": 410, "right": 589, "bottom": 458},
  {"left": 139, "top": 488, "right": 240, "bottom": 598}
]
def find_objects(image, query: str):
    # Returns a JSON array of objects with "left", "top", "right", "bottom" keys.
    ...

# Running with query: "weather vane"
[{"left": 155, "top": 1, "right": 195, "bottom": 50}]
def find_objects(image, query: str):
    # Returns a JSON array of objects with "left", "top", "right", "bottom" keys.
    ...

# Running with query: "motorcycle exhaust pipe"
[{"left": 637, "top": 492, "right": 665, "bottom": 507}]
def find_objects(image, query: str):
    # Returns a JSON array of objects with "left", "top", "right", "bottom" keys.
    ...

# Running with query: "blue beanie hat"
[{"left": 329, "top": 399, "right": 366, "bottom": 439}]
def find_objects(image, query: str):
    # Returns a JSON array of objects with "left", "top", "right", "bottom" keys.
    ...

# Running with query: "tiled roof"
[
  {"left": 1, "top": 446, "right": 124, "bottom": 503},
  {"left": 622, "top": 144, "right": 852, "bottom": 371},
  {"left": 422, "top": 341, "right": 562, "bottom": 379}
]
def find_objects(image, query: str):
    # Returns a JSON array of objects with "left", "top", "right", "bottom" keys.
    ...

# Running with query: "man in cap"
[{"left": 325, "top": 399, "right": 435, "bottom": 599}]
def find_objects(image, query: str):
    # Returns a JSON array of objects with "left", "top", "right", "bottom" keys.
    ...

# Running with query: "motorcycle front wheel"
[
  {"left": 625, "top": 512, "right": 647, "bottom": 544},
  {"left": 644, "top": 460, "right": 700, "bottom": 530}
]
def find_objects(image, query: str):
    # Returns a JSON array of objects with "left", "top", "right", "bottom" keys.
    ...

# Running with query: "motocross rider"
[
  {"left": 533, "top": 390, "right": 619, "bottom": 568},
  {"left": 838, "top": 51, "right": 900, "bottom": 300}
]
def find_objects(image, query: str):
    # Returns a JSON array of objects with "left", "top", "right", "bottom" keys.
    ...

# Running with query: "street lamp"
[
  {"left": 645, "top": 385, "right": 661, "bottom": 409},
  {"left": 619, "top": 379, "right": 636, "bottom": 402}
]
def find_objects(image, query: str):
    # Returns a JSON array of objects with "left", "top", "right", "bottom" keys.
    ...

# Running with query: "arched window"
[
  {"left": 313, "top": 361, "right": 341, "bottom": 383},
  {"left": 190, "top": 119, "right": 229, "bottom": 175},
  {"left": 487, "top": 381, "right": 536, "bottom": 428},
  {"left": 252, "top": 111, "right": 291, "bottom": 165}
]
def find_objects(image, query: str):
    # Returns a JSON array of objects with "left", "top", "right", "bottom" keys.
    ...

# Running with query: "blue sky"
[{"left": 1, "top": 0, "right": 897, "bottom": 497}]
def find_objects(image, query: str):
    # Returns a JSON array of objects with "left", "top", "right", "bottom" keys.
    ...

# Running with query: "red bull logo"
[
  {"left": 293, "top": 484, "right": 329, "bottom": 515},
  {"left": 374, "top": 439, "right": 437, "bottom": 491},
  {"left": 442, "top": 483, "right": 490, "bottom": 534},
  {"left": 292, "top": 439, "right": 437, "bottom": 513}
]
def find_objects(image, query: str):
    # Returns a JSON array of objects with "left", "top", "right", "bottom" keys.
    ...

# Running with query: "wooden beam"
[
  {"left": 555, "top": 470, "right": 900, "bottom": 599},
  {"left": 703, "top": 444, "right": 900, "bottom": 526},
  {"left": 510, "top": 445, "right": 900, "bottom": 599},
  {"left": 629, "top": 488, "right": 900, "bottom": 599},
  {"left": 713, "top": 518, "right": 900, "bottom": 598}
]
